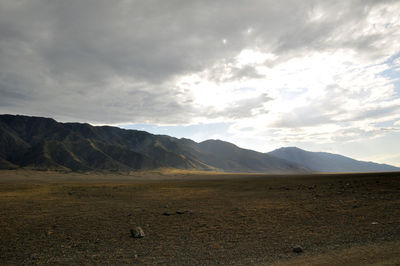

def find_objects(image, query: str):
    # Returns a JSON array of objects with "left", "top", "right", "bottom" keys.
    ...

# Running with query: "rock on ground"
[{"left": 131, "top": 226, "right": 145, "bottom": 238}]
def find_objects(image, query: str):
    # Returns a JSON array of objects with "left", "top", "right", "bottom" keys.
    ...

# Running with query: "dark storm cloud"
[{"left": 0, "top": 0, "right": 396, "bottom": 123}]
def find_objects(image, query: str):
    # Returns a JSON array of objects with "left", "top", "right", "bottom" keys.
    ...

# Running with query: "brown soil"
[{"left": 1, "top": 170, "right": 399, "bottom": 265}]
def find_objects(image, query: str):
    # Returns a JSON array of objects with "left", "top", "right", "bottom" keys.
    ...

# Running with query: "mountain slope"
[
  {"left": 195, "top": 140, "right": 309, "bottom": 173},
  {"left": 0, "top": 114, "right": 306, "bottom": 173},
  {"left": 2, "top": 114, "right": 397, "bottom": 173},
  {"left": 268, "top": 147, "right": 400, "bottom": 172},
  {"left": 0, "top": 115, "right": 159, "bottom": 171}
]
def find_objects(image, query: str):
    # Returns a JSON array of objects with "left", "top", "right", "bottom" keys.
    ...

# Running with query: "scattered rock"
[
  {"left": 292, "top": 245, "right": 303, "bottom": 253},
  {"left": 131, "top": 226, "right": 145, "bottom": 238},
  {"left": 30, "top": 253, "right": 39, "bottom": 260},
  {"left": 371, "top": 221, "right": 379, "bottom": 225},
  {"left": 176, "top": 210, "right": 193, "bottom": 214},
  {"left": 127, "top": 213, "right": 132, "bottom": 217},
  {"left": 162, "top": 212, "right": 172, "bottom": 216}
]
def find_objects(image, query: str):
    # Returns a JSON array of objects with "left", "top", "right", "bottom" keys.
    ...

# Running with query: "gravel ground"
[{"left": 1, "top": 170, "right": 399, "bottom": 265}]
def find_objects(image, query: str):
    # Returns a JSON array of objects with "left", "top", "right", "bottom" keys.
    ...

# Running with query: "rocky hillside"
[
  {"left": 0, "top": 114, "right": 306, "bottom": 173},
  {"left": 269, "top": 147, "right": 400, "bottom": 172}
]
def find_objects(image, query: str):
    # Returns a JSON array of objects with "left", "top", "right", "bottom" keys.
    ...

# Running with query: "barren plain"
[{"left": 1, "top": 170, "right": 399, "bottom": 265}]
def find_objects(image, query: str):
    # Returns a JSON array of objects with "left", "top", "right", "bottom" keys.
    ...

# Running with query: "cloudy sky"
[{"left": 1, "top": 0, "right": 400, "bottom": 166}]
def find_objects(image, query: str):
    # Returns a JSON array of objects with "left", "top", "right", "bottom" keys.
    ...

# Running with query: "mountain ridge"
[
  {"left": 0, "top": 114, "right": 305, "bottom": 173},
  {"left": 268, "top": 146, "right": 399, "bottom": 172},
  {"left": 1, "top": 114, "right": 398, "bottom": 173}
]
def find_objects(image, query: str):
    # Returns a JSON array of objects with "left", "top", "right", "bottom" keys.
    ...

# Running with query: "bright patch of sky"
[{"left": 121, "top": 122, "right": 232, "bottom": 143}]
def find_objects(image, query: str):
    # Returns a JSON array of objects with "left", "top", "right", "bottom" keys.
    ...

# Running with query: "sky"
[{"left": 0, "top": 0, "right": 399, "bottom": 166}]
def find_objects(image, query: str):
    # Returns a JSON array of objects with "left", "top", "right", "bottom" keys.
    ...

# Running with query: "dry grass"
[
  {"left": 269, "top": 241, "right": 400, "bottom": 265},
  {"left": 1, "top": 170, "right": 399, "bottom": 265}
]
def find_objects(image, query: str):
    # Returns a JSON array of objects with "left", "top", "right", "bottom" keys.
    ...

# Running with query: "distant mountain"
[
  {"left": 2, "top": 115, "right": 398, "bottom": 173},
  {"left": 196, "top": 140, "right": 308, "bottom": 173},
  {"left": 268, "top": 147, "right": 400, "bottom": 172},
  {"left": 0, "top": 114, "right": 306, "bottom": 173}
]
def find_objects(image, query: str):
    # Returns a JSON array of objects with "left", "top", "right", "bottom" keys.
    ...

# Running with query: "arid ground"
[{"left": 1, "top": 170, "right": 399, "bottom": 265}]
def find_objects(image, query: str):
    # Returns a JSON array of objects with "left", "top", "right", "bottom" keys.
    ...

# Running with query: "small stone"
[
  {"left": 292, "top": 245, "right": 303, "bottom": 253},
  {"left": 163, "top": 212, "right": 171, "bottom": 216},
  {"left": 30, "top": 253, "right": 39, "bottom": 260},
  {"left": 127, "top": 213, "right": 132, "bottom": 217},
  {"left": 176, "top": 210, "right": 185, "bottom": 214},
  {"left": 131, "top": 226, "right": 145, "bottom": 238},
  {"left": 371, "top": 221, "right": 379, "bottom": 225}
]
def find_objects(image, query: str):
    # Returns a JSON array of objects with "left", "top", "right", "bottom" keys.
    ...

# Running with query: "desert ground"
[{"left": 1, "top": 170, "right": 399, "bottom": 265}]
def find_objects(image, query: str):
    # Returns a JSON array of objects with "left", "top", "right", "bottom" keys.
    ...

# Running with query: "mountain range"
[
  {"left": 269, "top": 147, "right": 399, "bottom": 173},
  {"left": 0, "top": 114, "right": 398, "bottom": 173}
]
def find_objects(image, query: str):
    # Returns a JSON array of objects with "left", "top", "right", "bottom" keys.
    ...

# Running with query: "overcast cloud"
[{"left": 0, "top": 0, "right": 399, "bottom": 164}]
